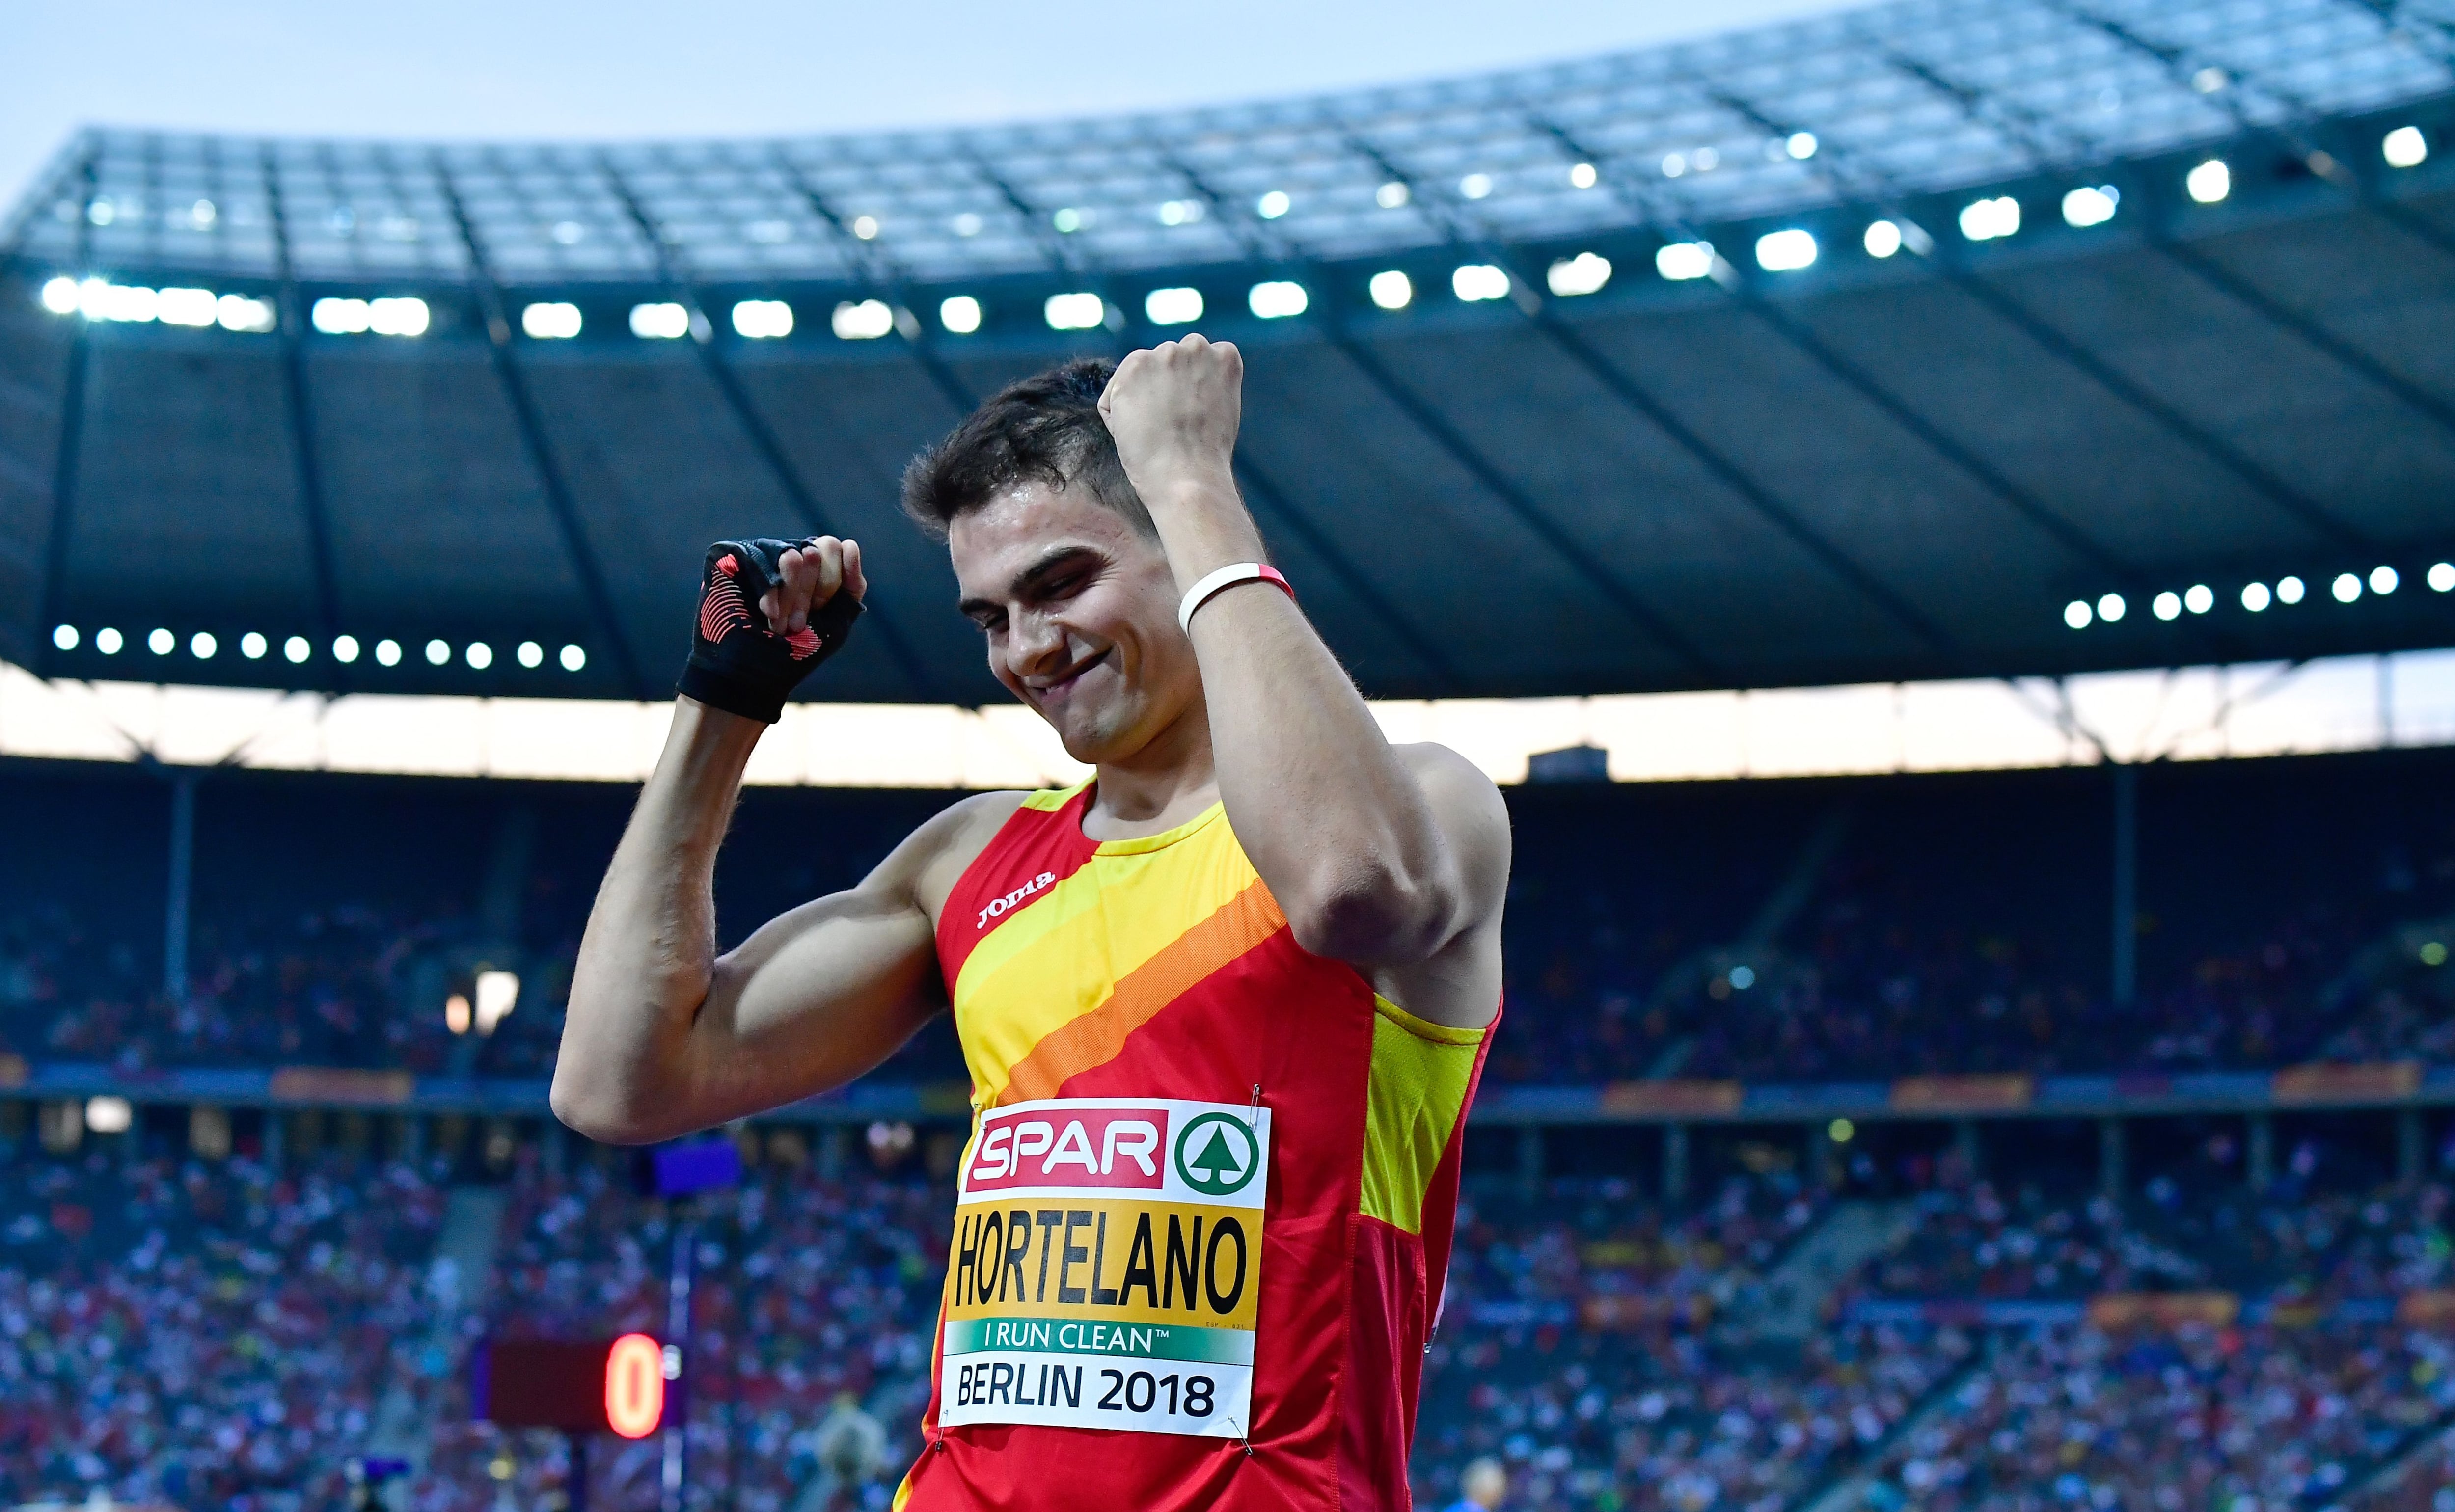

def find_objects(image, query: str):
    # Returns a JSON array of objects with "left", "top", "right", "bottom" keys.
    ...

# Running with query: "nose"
[{"left": 1003, "top": 608, "right": 1067, "bottom": 677}]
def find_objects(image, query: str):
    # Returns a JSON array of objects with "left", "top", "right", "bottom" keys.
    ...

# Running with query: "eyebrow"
[{"left": 957, "top": 544, "right": 1103, "bottom": 619}]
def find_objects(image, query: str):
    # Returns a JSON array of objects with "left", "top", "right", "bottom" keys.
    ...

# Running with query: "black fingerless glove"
[{"left": 676, "top": 538, "right": 864, "bottom": 723}]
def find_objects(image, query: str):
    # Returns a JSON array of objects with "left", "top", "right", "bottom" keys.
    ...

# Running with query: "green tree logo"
[{"left": 1173, "top": 1113, "right": 1261, "bottom": 1197}]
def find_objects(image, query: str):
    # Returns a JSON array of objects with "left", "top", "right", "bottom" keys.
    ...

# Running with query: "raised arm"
[
  {"left": 551, "top": 538, "right": 1010, "bottom": 1144},
  {"left": 1097, "top": 338, "right": 1509, "bottom": 1026}
]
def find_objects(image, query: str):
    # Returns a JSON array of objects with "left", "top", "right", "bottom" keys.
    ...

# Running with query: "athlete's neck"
[{"left": 1082, "top": 694, "right": 1217, "bottom": 840}]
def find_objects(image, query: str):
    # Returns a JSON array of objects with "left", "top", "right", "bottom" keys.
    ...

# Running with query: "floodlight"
[
  {"left": 561, "top": 644, "right": 588, "bottom": 671},
  {"left": 2240, "top": 582, "right": 2270, "bottom": 612},
  {"left": 630, "top": 302, "right": 689, "bottom": 339},
  {"left": 940, "top": 296, "right": 982, "bottom": 333},
  {"left": 333, "top": 635, "right": 359, "bottom": 664},
  {"left": 284, "top": 636, "right": 310, "bottom": 663},
  {"left": 1568, "top": 163, "right": 1597, "bottom": 189},
  {"left": 40, "top": 277, "right": 78, "bottom": 314},
  {"left": 2277, "top": 576, "right": 2305, "bottom": 604},
  {"left": 1044, "top": 293, "right": 1105, "bottom": 330},
  {"left": 1656, "top": 242, "right": 1714, "bottom": 281},
  {"left": 314, "top": 298, "right": 372, "bottom": 334},
  {"left": 2431, "top": 562, "right": 2455, "bottom": 593},
  {"left": 2153, "top": 592, "right": 2180, "bottom": 621},
  {"left": 2061, "top": 187, "right": 2118, "bottom": 227},
  {"left": 1368, "top": 271, "right": 1413, "bottom": 310},
  {"left": 1052, "top": 208, "right": 1083, "bottom": 233},
  {"left": 2384, "top": 127, "right": 2428, "bottom": 168},
  {"left": 731, "top": 300, "right": 793, "bottom": 338},
  {"left": 2372, "top": 565, "right": 2399, "bottom": 594},
  {"left": 158, "top": 287, "right": 218, "bottom": 327},
  {"left": 851, "top": 216, "right": 879, "bottom": 240},
  {"left": 52, "top": 625, "right": 77, "bottom": 650},
  {"left": 2096, "top": 593, "right": 2126, "bottom": 622},
  {"left": 2186, "top": 160, "right": 2230, "bottom": 204},
  {"left": 97, "top": 628, "right": 123, "bottom": 655},
  {"left": 1458, "top": 174, "right": 1492, "bottom": 200},
  {"left": 1547, "top": 253, "right": 1611, "bottom": 297},
  {"left": 1787, "top": 133, "right": 1818, "bottom": 159},
  {"left": 466, "top": 642, "right": 493, "bottom": 669},
  {"left": 1864, "top": 221, "right": 1903, "bottom": 258},
  {"left": 1960, "top": 196, "right": 2019, "bottom": 241},
  {"left": 1377, "top": 182, "right": 1411, "bottom": 208},
  {"left": 2332, "top": 572, "right": 2361, "bottom": 602},
  {"left": 367, "top": 298, "right": 428, "bottom": 337},
  {"left": 1451, "top": 265, "right": 1509, "bottom": 302},
  {"left": 521, "top": 302, "right": 582, "bottom": 339},
  {"left": 2065, "top": 600, "right": 2092, "bottom": 629},
  {"left": 377, "top": 639, "right": 402, "bottom": 666},
  {"left": 191, "top": 632, "right": 218, "bottom": 659},
  {"left": 1145, "top": 287, "right": 1203, "bottom": 325},
  {"left": 518, "top": 641, "right": 543, "bottom": 668},
  {"left": 830, "top": 299, "right": 893, "bottom": 340},
  {"left": 217, "top": 295, "right": 276, "bottom": 332},
  {"left": 427, "top": 639, "right": 451, "bottom": 665},
  {"left": 149, "top": 628, "right": 174, "bottom": 654},
  {"left": 1755, "top": 229, "right": 1817, "bottom": 271},
  {"left": 1255, "top": 191, "right": 1290, "bottom": 219},
  {"left": 1248, "top": 281, "right": 1308, "bottom": 319}
]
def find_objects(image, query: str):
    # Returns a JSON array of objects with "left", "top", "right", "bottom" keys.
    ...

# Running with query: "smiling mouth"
[{"left": 1027, "top": 647, "right": 1113, "bottom": 697}]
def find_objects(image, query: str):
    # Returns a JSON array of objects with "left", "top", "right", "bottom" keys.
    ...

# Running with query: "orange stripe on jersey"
[{"left": 998, "top": 876, "right": 1286, "bottom": 1105}]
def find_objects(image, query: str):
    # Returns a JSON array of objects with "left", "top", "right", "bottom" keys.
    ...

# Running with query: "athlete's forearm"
[
  {"left": 552, "top": 697, "right": 762, "bottom": 1141},
  {"left": 1147, "top": 472, "right": 1465, "bottom": 964}
]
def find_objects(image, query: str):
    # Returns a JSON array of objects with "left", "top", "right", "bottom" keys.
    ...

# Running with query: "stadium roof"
[{"left": 3, "top": 0, "right": 2455, "bottom": 705}]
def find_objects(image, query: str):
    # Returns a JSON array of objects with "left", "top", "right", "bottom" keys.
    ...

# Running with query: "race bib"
[{"left": 938, "top": 1096, "right": 1270, "bottom": 1439}]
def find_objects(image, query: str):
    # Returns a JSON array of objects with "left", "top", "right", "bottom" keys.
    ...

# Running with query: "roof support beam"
[
  {"left": 35, "top": 140, "right": 100, "bottom": 678},
  {"left": 433, "top": 159, "right": 652, "bottom": 701},
  {"left": 598, "top": 154, "right": 945, "bottom": 702},
  {"left": 262, "top": 145, "right": 345, "bottom": 666}
]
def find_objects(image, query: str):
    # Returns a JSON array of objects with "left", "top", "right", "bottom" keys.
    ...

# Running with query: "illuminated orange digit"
[{"left": 604, "top": 1333, "right": 666, "bottom": 1439}]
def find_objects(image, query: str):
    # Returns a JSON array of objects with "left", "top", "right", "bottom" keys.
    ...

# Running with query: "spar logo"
[
  {"left": 1173, "top": 1113, "right": 1260, "bottom": 1197},
  {"left": 968, "top": 1106, "right": 1169, "bottom": 1194}
]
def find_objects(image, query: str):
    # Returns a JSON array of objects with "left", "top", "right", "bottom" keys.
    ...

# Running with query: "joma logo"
[{"left": 978, "top": 871, "right": 1058, "bottom": 930}]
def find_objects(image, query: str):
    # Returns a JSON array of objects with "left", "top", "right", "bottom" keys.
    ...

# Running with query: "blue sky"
[{"left": 5, "top": 0, "right": 1869, "bottom": 210}]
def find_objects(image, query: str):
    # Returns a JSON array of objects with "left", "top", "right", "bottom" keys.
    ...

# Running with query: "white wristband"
[{"left": 1177, "top": 562, "right": 1294, "bottom": 634}]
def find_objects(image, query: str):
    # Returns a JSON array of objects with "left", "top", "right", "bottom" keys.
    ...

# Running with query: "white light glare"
[
  {"left": 2431, "top": 562, "right": 2455, "bottom": 593},
  {"left": 830, "top": 299, "right": 894, "bottom": 340},
  {"left": 2062, "top": 186, "right": 2119, "bottom": 228},
  {"left": 312, "top": 297, "right": 371, "bottom": 334},
  {"left": 1376, "top": 182, "right": 1411, "bottom": 209},
  {"left": 217, "top": 295, "right": 275, "bottom": 333},
  {"left": 466, "top": 642, "right": 493, "bottom": 669},
  {"left": 1144, "top": 287, "right": 1204, "bottom": 325},
  {"left": 190, "top": 631, "right": 217, "bottom": 658},
  {"left": 284, "top": 635, "right": 310, "bottom": 664},
  {"left": 1960, "top": 196, "right": 2020, "bottom": 241},
  {"left": 630, "top": 302, "right": 690, "bottom": 339},
  {"left": 1451, "top": 264, "right": 1510, "bottom": 302},
  {"left": 426, "top": 639, "right": 451, "bottom": 666},
  {"left": 1156, "top": 200, "right": 1202, "bottom": 226},
  {"left": 1547, "top": 253, "right": 1612, "bottom": 297},
  {"left": 1864, "top": 220, "right": 1904, "bottom": 258},
  {"left": 157, "top": 287, "right": 218, "bottom": 327},
  {"left": 521, "top": 302, "right": 582, "bottom": 339},
  {"left": 1255, "top": 190, "right": 1290, "bottom": 219},
  {"left": 241, "top": 631, "right": 266, "bottom": 659},
  {"left": 940, "top": 296, "right": 982, "bottom": 334},
  {"left": 333, "top": 635, "right": 359, "bottom": 664},
  {"left": 2278, "top": 575, "right": 2306, "bottom": 605},
  {"left": 1569, "top": 162, "right": 1598, "bottom": 189},
  {"left": 2371, "top": 565, "right": 2399, "bottom": 595},
  {"left": 1044, "top": 292, "right": 1106, "bottom": 331},
  {"left": 2333, "top": 571, "right": 2362, "bottom": 602},
  {"left": 148, "top": 628, "right": 174, "bottom": 655},
  {"left": 2065, "top": 599, "right": 2093, "bottom": 629},
  {"left": 1051, "top": 208, "right": 1083, "bottom": 234},
  {"left": 2096, "top": 592, "right": 2126, "bottom": 622},
  {"left": 2186, "top": 160, "right": 2231, "bottom": 204},
  {"left": 1755, "top": 228, "right": 1818, "bottom": 272},
  {"left": 1458, "top": 174, "right": 1493, "bottom": 200},
  {"left": 1248, "top": 281, "right": 1308, "bottom": 319},
  {"left": 2384, "top": 126, "right": 2429, "bottom": 169},
  {"left": 518, "top": 641, "right": 543, "bottom": 668},
  {"left": 376, "top": 639, "right": 402, "bottom": 667},
  {"left": 851, "top": 216, "right": 879, "bottom": 240},
  {"left": 953, "top": 212, "right": 984, "bottom": 237},
  {"left": 2241, "top": 581, "right": 2271, "bottom": 612},
  {"left": 75, "top": 280, "right": 159, "bottom": 323},
  {"left": 1787, "top": 132, "right": 1818, "bottom": 159},
  {"left": 84, "top": 1096, "right": 132, "bottom": 1135},
  {"left": 40, "top": 276, "right": 79, "bottom": 313},
  {"left": 1656, "top": 242, "right": 1716, "bottom": 281},
  {"left": 561, "top": 644, "right": 587, "bottom": 671},
  {"left": 732, "top": 300, "right": 793, "bottom": 338},
  {"left": 97, "top": 628, "right": 122, "bottom": 655},
  {"left": 52, "top": 624, "right": 77, "bottom": 650},
  {"left": 2153, "top": 591, "right": 2181, "bottom": 621},
  {"left": 1368, "top": 270, "right": 1413, "bottom": 310},
  {"left": 368, "top": 298, "right": 429, "bottom": 337},
  {"left": 2183, "top": 583, "right": 2213, "bottom": 614}
]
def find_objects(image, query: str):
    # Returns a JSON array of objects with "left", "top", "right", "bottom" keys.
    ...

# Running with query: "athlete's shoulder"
[{"left": 897, "top": 788, "right": 1046, "bottom": 924}]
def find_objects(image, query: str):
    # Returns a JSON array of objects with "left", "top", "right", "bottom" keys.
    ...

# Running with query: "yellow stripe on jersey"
[
  {"left": 955, "top": 803, "right": 1261, "bottom": 1107},
  {"left": 1358, "top": 995, "right": 1486, "bottom": 1235}
]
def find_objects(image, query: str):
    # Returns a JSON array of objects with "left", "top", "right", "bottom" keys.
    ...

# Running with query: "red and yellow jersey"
[{"left": 893, "top": 783, "right": 1493, "bottom": 1512}]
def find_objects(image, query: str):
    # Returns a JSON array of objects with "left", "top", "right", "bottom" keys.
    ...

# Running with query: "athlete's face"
[{"left": 951, "top": 480, "right": 1196, "bottom": 764}]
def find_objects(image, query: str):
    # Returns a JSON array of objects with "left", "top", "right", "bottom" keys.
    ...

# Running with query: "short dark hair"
[{"left": 899, "top": 358, "right": 1156, "bottom": 540}]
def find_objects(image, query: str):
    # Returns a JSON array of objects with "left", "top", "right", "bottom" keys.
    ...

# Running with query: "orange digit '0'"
[{"left": 604, "top": 1333, "right": 665, "bottom": 1439}]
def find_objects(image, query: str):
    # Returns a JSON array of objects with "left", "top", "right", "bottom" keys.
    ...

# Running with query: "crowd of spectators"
[{"left": 0, "top": 1147, "right": 446, "bottom": 1511}]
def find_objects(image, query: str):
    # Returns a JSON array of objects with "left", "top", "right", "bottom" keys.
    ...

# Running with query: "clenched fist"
[
  {"left": 1097, "top": 335, "right": 1243, "bottom": 509},
  {"left": 677, "top": 536, "right": 865, "bottom": 723}
]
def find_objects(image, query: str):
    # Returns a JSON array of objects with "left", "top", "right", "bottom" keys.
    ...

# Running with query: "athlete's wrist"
[{"left": 1143, "top": 476, "right": 1266, "bottom": 592}]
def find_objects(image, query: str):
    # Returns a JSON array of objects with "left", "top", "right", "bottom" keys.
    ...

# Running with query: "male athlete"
[{"left": 552, "top": 336, "right": 1509, "bottom": 1510}]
